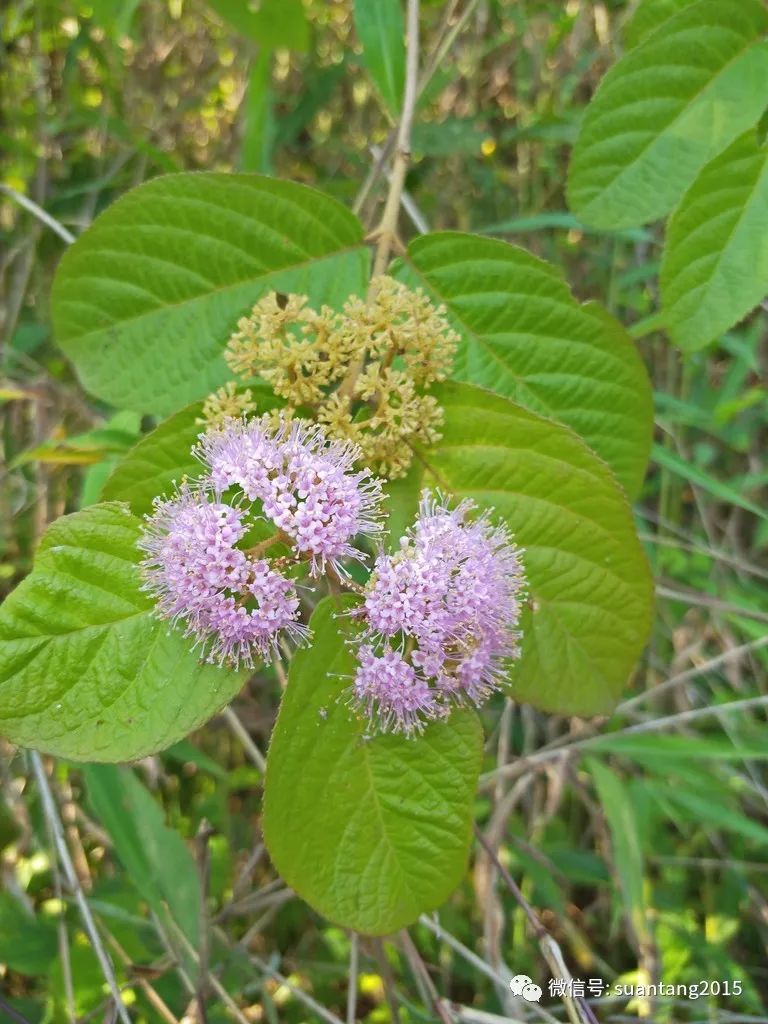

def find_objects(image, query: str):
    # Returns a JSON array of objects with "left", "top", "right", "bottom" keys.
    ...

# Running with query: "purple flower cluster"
[
  {"left": 139, "top": 486, "right": 307, "bottom": 668},
  {"left": 197, "top": 417, "right": 383, "bottom": 577},
  {"left": 139, "top": 415, "right": 527, "bottom": 730},
  {"left": 139, "top": 417, "right": 384, "bottom": 668},
  {"left": 351, "top": 492, "right": 526, "bottom": 735}
]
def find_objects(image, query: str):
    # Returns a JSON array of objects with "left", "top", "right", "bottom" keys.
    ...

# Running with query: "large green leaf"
[
  {"left": 411, "top": 382, "right": 654, "bottom": 716},
  {"left": 0, "top": 504, "right": 248, "bottom": 761},
  {"left": 661, "top": 131, "right": 768, "bottom": 351},
  {"left": 622, "top": 0, "right": 696, "bottom": 49},
  {"left": 263, "top": 598, "right": 483, "bottom": 935},
  {"left": 398, "top": 233, "right": 652, "bottom": 497},
  {"left": 353, "top": 0, "right": 405, "bottom": 116},
  {"left": 568, "top": 0, "right": 768, "bottom": 229},
  {"left": 52, "top": 173, "right": 369, "bottom": 415},
  {"left": 84, "top": 765, "right": 200, "bottom": 944}
]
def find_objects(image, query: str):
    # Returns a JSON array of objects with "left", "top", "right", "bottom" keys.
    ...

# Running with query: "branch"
[
  {"left": 370, "top": 0, "right": 420, "bottom": 279},
  {"left": 30, "top": 753, "right": 131, "bottom": 1024},
  {"left": 346, "top": 932, "right": 359, "bottom": 1024},
  {"left": 1, "top": 184, "right": 75, "bottom": 244},
  {"left": 221, "top": 705, "right": 267, "bottom": 773},
  {"left": 473, "top": 825, "right": 599, "bottom": 1024}
]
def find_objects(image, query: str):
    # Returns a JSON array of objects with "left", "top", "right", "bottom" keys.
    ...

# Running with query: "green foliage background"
[{"left": 1, "top": 0, "right": 767, "bottom": 1021}]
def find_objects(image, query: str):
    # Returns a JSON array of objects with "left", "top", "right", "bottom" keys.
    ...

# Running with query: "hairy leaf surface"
[
  {"left": 661, "top": 131, "right": 768, "bottom": 350},
  {"left": 410, "top": 383, "right": 654, "bottom": 716},
  {"left": 623, "top": 0, "right": 696, "bottom": 49},
  {"left": 399, "top": 233, "right": 652, "bottom": 497},
  {"left": 52, "top": 174, "right": 368, "bottom": 414},
  {"left": 568, "top": 0, "right": 768, "bottom": 228},
  {"left": 0, "top": 504, "right": 247, "bottom": 761},
  {"left": 263, "top": 598, "right": 483, "bottom": 935}
]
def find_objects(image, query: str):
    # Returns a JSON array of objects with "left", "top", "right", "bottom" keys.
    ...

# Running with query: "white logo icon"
[{"left": 509, "top": 975, "right": 542, "bottom": 1002}]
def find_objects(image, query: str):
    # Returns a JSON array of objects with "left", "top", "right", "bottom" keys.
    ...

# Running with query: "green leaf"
[
  {"left": 411, "top": 382, "right": 654, "bottom": 717},
  {"left": 0, "top": 893, "right": 57, "bottom": 976},
  {"left": 652, "top": 443, "right": 768, "bottom": 521},
  {"left": 263, "top": 598, "right": 483, "bottom": 935},
  {"left": 84, "top": 765, "right": 200, "bottom": 943},
  {"left": 588, "top": 760, "right": 650, "bottom": 944},
  {"left": 478, "top": 211, "right": 650, "bottom": 243},
  {"left": 206, "top": 0, "right": 308, "bottom": 50},
  {"left": 568, "top": 0, "right": 768, "bottom": 229},
  {"left": 398, "top": 233, "right": 653, "bottom": 497},
  {"left": 241, "top": 51, "right": 274, "bottom": 173},
  {"left": 354, "top": 0, "right": 405, "bottom": 116},
  {"left": 660, "top": 131, "right": 768, "bottom": 351},
  {"left": 102, "top": 386, "right": 282, "bottom": 516},
  {"left": 587, "top": 733, "right": 768, "bottom": 762},
  {"left": 101, "top": 403, "right": 204, "bottom": 516},
  {"left": 52, "top": 173, "right": 369, "bottom": 415},
  {"left": 622, "top": 0, "right": 696, "bottom": 49},
  {"left": 647, "top": 780, "right": 768, "bottom": 846},
  {"left": 0, "top": 503, "right": 248, "bottom": 761}
]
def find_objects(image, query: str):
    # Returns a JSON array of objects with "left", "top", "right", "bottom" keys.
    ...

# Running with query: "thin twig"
[
  {"left": 347, "top": 932, "right": 359, "bottom": 1024},
  {"left": 149, "top": 909, "right": 197, "bottom": 999},
  {"left": 595, "top": 694, "right": 768, "bottom": 740},
  {"left": 0, "top": 995, "right": 35, "bottom": 1024},
  {"left": 36, "top": 766, "right": 76, "bottom": 1022},
  {"left": 418, "top": 915, "right": 510, "bottom": 988},
  {"left": 448, "top": 1007, "right": 527, "bottom": 1024},
  {"left": 399, "top": 929, "right": 456, "bottom": 1024},
  {"left": 639, "top": 530, "right": 768, "bottom": 582},
  {"left": 656, "top": 584, "right": 768, "bottom": 625},
  {"left": 210, "top": 923, "right": 345, "bottom": 1024},
  {"left": 370, "top": 0, "right": 420, "bottom": 279},
  {"left": 418, "top": 0, "right": 480, "bottom": 93},
  {"left": 338, "top": 0, "right": 420, "bottom": 403},
  {"left": 353, "top": 133, "right": 396, "bottom": 215},
  {"left": 30, "top": 753, "right": 131, "bottom": 1024},
  {"left": 221, "top": 705, "right": 267, "bottom": 772},
  {"left": 482, "top": 693, "right": 768, "bottom": 786},
  {"left": 163, "top": 916, "right": 251, "bottom": 1024},
  {"left": 418, "top": 916, "right": 559, "bottom": 1024},
  {"left": 371, "top": 938, "right": 402, "bottom": 1024},
  {"left": 104, "top": 930, "right": 181, "bottom": 1024},
  {"left": 195, "top": 819, "right": 215, "bottom": 1024},
  {"left": 49, "top": 827, "right": 76, "bottom": 1021},
  {"left": 369, "top": 144, "right": 429, "bottom": 233},
  {"left": 617, "top": 634, "right": 768, "bottom": 714},
  {"left": 1, "top": 183, "right": 76, "bottom": 243},
  {"left": 473, "top": 826, "right": 598, "bottom": 1024},
  {"left": 353, "top": 0, "right": 480, "bottom": 219}
]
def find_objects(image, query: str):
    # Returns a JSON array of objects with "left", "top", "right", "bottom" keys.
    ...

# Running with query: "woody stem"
[
  {"left": 244, "top": 531, "right": 287, "bottom": 558},
  {"left": 337, "top": 0, "right": 420, "bottom": 402}
]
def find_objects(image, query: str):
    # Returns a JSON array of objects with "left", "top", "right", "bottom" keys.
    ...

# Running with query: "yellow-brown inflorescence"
[
  {"left": 216, "top": 276, "right": 459, "bottom": 478},
  {"left": 198, "top": 381, "right": 256, "bottom": 428}
]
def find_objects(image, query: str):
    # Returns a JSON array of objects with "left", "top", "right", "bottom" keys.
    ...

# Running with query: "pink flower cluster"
[
  {"left": 139, "top": 415, "right": 528, "bottom": 732},
  {"left": 197, "top": 417, "right": 383, "bottom": 577},
  {"left": 139, "top": 417, "right": 384, "bottom": 668},
  {"left": 352, "top": 493, "right": 526, "bottom": 735},
  {"left": 139, "top": 486, "right": 307, "bottom": 668}
]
